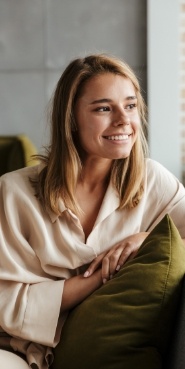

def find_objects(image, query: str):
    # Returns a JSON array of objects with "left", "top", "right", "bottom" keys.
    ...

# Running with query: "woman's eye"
[
  {"left": 125, "top": 103, "right": 137, "bottom": 110},
  {"left": 96, "top": 106, "right": 110, "bottom": 112}
]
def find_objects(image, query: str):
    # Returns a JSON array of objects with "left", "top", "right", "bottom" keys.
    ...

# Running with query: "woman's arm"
[
  {"left": 84, "top": 232, "right": 185, "bottom": 284},
  {"left": 61, "top": 268, "right": 102, "bottom": 312},
  {"left": 61, "top": 232, "right": 152, "bottom": 311}
]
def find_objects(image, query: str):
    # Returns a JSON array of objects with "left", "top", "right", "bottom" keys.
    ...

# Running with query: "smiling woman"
[{"left": 0, "top": 54, "right": 185, "bottom": 369}]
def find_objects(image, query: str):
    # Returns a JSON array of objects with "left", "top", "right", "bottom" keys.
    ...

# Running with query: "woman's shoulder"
[
  {"left": 146, "top": 157, "right": 168, "bottom": 170},
  {"left": 145, "top": 158, "right": 183, "bottom": 190},
  {"left": 146, "top": 158, "right": 177, "bottom": 178},
  {"left": 0, "top": 165, "right": 40, "bottom": 192}
]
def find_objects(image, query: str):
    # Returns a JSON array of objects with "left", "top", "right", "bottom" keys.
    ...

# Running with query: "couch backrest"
[{"left": 0, "top": 135, "right": 38, "bottom": 176}]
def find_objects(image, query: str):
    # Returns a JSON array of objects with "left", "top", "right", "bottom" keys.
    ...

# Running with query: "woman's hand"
[{"left": 84, "top": 232, "right": 149, "bottom": 283}]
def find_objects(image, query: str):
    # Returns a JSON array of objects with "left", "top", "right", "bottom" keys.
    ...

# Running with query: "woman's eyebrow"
[
  {"left": 90, "top": 98, "right": 112, "bottom": 104},
  {"left": 127, "top": 96, "right": 137, "bottom": 100},
  {"left": 90, "top": 96, "right": 137, "bottom": 105}
]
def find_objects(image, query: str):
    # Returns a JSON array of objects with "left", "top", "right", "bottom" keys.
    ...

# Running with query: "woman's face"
[{"left": 75, "top": 73, "right": 140, "bottom": 163}]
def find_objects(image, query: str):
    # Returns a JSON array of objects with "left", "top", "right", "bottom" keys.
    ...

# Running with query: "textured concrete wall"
[{"left": 0, "top": 0, "right": 147, "bottom": 150}]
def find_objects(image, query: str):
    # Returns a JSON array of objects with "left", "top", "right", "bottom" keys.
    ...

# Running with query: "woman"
[{"left": 0, "top": 54, "right": 185, "bottom": 369}]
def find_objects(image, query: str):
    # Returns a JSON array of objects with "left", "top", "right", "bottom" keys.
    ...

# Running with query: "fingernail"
[
  {"left": 116, "top": 265, "right": 120, "bottom": 271},
  {"left": 84, "top": 271, "right": 90, "bottom": 277},
  {"left": 103, "top": 278, "right": 107, "bottom": 284}
]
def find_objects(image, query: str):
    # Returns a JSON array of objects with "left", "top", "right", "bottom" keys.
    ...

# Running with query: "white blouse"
[{"left": 0, "top": 158, "right": 185, "bottom": 368}]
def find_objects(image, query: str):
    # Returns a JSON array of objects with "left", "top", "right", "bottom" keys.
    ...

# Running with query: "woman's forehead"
[{"left": 77, "top": 73, "right": 136, "bottom": 102}]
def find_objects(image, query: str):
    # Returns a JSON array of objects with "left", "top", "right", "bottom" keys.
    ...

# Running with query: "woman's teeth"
[{"left": 106, "top": 135, "right": 129, "bottom": 140}]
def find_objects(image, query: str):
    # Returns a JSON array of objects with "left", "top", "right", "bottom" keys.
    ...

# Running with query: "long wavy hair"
[{"left": 35, "top": 54, "right": 148, "bottom": 215}]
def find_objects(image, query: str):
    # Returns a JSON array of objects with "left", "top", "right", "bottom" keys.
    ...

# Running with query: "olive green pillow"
[{"left": 53, "top": 215, "right": 185, "bottom": 369}]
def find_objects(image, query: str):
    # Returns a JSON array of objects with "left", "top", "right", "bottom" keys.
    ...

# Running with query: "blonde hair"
[{"left": 36, "top": 54, "right": 148, "bottom": 215}]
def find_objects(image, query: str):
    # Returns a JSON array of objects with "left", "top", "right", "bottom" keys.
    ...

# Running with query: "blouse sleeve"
[
  {"left": 0, "top": 170, "right": 65, "bottom": 347},
  {"left": 141, "top": 159, "right": 185, "bottom": 237}
]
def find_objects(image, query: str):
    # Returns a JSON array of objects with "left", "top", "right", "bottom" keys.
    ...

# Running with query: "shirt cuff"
[{"left": 21, "top": 280, "right": 65, "bottom": 346}]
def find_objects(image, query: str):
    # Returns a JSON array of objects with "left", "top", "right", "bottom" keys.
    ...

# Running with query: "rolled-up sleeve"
[
  {"left": 22, "top": 280, "right": 65, "bottom": 346},
  {"left": 0, "top": 170, "right": 66, "bottom": 347}
]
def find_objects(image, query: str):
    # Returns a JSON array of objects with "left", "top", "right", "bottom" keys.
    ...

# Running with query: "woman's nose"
[{"left": 112, "top": 112, "right": 130, "bottom": 126}]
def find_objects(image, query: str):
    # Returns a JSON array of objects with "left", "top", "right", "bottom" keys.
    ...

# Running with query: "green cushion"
[{"left": 53, "top": 215, "right": 185, "bottom": 369}]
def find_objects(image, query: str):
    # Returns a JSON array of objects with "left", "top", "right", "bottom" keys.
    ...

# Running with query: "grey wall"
[{"left": 0, "top": 0, "right": 147, "bottom": 151}]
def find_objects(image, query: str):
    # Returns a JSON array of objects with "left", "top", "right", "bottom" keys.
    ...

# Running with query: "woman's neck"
[{"left": 79, "top": 157, "right": 112, "bottom": 190}]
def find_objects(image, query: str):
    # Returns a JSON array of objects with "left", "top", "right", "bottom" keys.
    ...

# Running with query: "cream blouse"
[{"left": 0, "top": 158, "right": 185, "bottom": 369}]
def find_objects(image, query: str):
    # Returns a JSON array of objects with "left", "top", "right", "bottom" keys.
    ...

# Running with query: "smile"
[{"left": 104, "top": 134, "right": 130, "bottom": 141}]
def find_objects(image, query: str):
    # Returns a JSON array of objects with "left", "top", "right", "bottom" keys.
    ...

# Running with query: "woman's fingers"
[
  {"left": 84, "top": 251, "right": 106, "bottom": 277},
  {"left": 108, "top": 248, "right": 123, "bottom": 277},
  {"left": 102, "top": 241, "right": 139, "bottom": 282},
  {"left": 84, "top": 243, "right": 136, "bottom": 281},
  {"left": 101, "top": 245, "right": 131, "bottom": 282},
  {"left": 115, "top": 242, "right": 135, "bottom": 271},
  {"left": 101, "top": 256, "right": 110, "bottom": 284}
]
